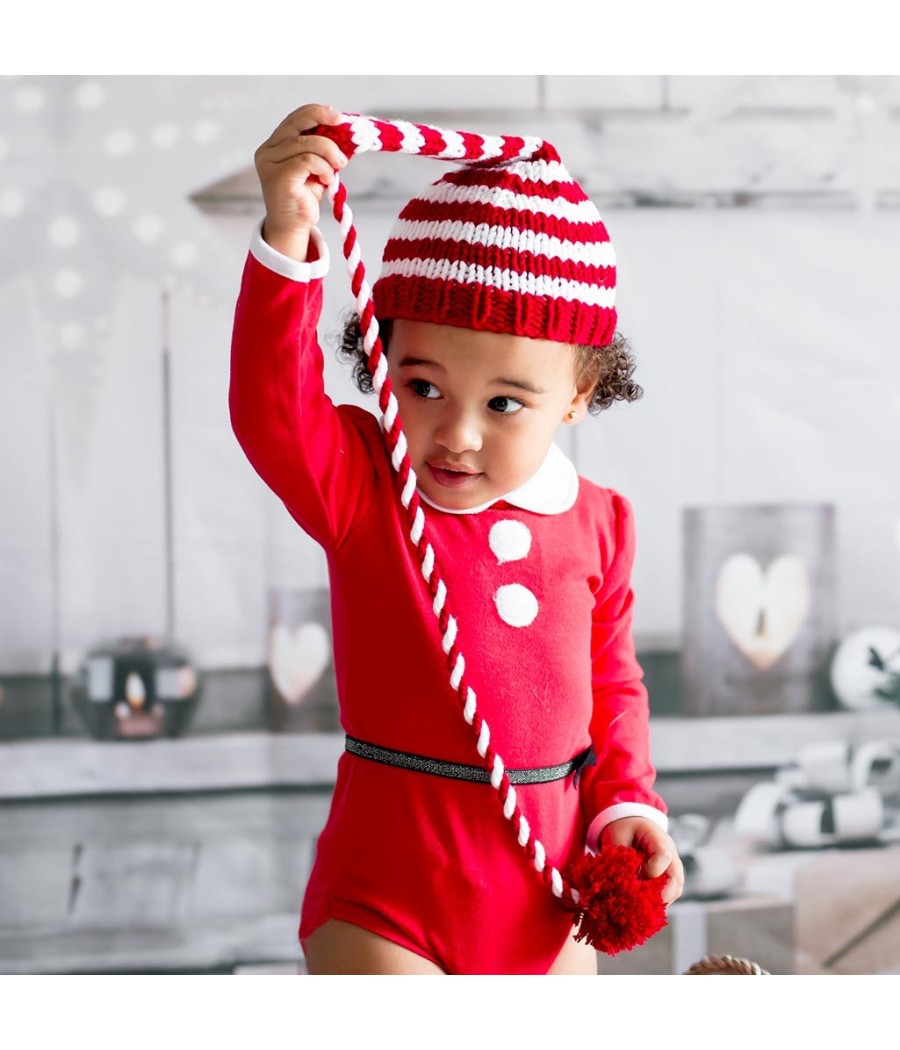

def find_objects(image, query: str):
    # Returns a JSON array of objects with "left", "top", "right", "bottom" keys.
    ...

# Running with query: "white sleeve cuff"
[
  {"left": 587, "top": 802, "right": 669, "bottom": 852},
  {"left": 249, "top": 217, "right": 330, "bottom": 282}
]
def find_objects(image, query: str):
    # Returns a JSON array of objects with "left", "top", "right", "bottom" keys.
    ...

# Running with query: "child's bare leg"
[
  {"left": 302, "top": 919, "right": 446, "bottom": 975},
  {"left": 547, "top": 927, "right": 598, "bottom": 974}
]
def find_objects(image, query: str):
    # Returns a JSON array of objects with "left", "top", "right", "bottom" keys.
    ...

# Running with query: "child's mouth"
[{"left": 428, "top": 464, "right": 483, "bottom": 489}]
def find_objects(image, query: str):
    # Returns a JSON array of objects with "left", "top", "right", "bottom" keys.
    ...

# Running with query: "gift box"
[
  {"left": 793, "top": 846, "right": 900, "bottom": 974},
  {"left": 594, "top": 894, "right": 793, "bottom": 975}
]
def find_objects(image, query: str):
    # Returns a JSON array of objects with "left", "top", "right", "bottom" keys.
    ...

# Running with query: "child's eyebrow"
[
  {"left": 489, "top": 376, "right": 547, "bottom": 395},
  {"left": 397, "top": 354, "right": 442, "bottom": 370},
  {"left": 397, "top": 355, "right": 547, "bottom": 396}
]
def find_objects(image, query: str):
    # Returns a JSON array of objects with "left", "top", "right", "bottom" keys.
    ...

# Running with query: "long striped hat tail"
[{"left": 310, "top": 111, "right": 615, "bottom": 917}]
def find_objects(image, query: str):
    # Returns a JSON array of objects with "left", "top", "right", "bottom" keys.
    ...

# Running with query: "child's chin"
[{"left": 428, "top": 488, "right": 480, "bottom": 509}]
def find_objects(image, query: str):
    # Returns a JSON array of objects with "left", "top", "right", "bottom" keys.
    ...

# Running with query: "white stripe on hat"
[
  {"left": 478, "top": 135, "right": 508, "bottom": 161},
  {"left": 379, "top": 256, "right": 616, "bottom": 308},
  {"left": 416, "top": 178, "right": 603, "bottom": 224},
  {"left": 391, "top": 119, "right": 426, "bottom": 154},
  {"left": 440, "top": 129, "right": 467, "bottom": 158},
  {"left": 439, "top": 160, "right": 583, "bottom": 195},
  {"left": 348, "top": 115, "right": 382, "bottom": 153},
  {"left": 520, "top": 135, "right": 544, "bottom": 157},
  {"left": 495, "top": 159, "right": 582, "bottom": 186},
  {"left": 389, "top": 219, "right": 616, "bottom": 268}
]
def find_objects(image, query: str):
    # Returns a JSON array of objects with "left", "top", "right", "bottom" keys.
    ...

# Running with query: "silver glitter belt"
[{"left": 345, "top": 735, "right": 594, "bottom": 785}]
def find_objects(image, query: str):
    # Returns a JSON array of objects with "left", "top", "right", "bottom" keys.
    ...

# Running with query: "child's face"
[{"left": 386, "top": 320, "right": 592, "bottom": 512}]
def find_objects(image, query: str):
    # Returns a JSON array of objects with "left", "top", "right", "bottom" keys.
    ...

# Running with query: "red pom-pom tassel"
[{"left": 564, "top": 844, "right": 668, "bottom": 955}]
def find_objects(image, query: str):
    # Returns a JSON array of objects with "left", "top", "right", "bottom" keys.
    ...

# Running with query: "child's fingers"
[
  {"left": 261, "top": 133, "right": 348, "bottom": 172},
  {"left": 660, "top": 856, "right": 685, "bottom": 905},
  {"left": 285, "top": 153, "right": 339, "bottom": 195},
  {"left": 274, "top": 102, "right": 344, "bottom": 138},
  {"left": 643, "top": 843, "right": 674, "bottom": 880},
  {"left": 295, "top": 132, "right": 349, "bottom": 171}
]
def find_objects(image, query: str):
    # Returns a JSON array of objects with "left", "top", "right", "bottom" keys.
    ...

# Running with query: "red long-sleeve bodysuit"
[{"left": 229, "top": 222, "right": 668, "bottom": 974}]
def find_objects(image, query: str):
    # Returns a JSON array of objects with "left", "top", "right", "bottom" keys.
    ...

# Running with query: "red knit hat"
[{"left": 315, "top": 114, "right": 617, "bottom": 348}]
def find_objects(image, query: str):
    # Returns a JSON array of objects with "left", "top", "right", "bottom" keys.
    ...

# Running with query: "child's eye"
[
  {"left": 408, "top": 379, "right": 441, "bottom": 400},
  {"left": 489, "top": 396, "right": 525, "bottom": 415}
]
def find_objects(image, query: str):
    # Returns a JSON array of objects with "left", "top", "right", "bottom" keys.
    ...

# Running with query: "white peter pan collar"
[{"left": 417, "top": 441, "right": 579, "bottom": 516}]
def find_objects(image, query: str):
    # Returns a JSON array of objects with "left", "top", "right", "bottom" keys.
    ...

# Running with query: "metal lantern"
[{"left": 69, "top": 634, "right": 201, "bottom": 739}]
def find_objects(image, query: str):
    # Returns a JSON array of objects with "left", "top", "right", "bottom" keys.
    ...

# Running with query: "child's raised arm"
[{"left": 229, "top": 104, "right": 380, "bottom": 553}]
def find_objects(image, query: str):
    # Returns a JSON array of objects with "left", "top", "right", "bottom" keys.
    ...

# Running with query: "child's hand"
[
  {"left": 599, "top": 816, "right": 684, "bottom": 905},
  {"left": 254, "top": 102, "right": 349, "bottom": 257}
]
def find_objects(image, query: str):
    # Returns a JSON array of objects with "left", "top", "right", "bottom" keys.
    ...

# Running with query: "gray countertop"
[{"left": 2, "top": 708, "right": 898, "bottom": 800}]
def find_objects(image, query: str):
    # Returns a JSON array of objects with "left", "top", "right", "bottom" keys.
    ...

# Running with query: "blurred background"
[{"left": 2, "top": 74, "right": 900, "bottom": 975}]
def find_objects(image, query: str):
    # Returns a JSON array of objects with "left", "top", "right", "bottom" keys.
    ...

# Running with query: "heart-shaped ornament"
[
  {"left": 268, "top": 622, "right": 331, "bottom": 705},
  {"left": 714, "top": 553, "right": 810, "bottom": 671}
]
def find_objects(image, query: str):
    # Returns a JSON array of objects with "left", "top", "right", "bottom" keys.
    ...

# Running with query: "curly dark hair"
[{"left": 334, "top": 310, "right": 643, "bottom": 414}]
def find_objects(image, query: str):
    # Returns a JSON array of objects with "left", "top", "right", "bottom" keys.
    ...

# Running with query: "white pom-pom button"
[
  {"left": 494, "top": 584, "right": 539, "bottom": 627},
  {"left": 489, "top": 519, "right": 532, "bottom": 563}
]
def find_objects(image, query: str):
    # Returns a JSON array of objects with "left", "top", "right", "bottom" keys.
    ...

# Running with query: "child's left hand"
[{"left": 600, "top": 817, "right": 684, "bottom": 905}]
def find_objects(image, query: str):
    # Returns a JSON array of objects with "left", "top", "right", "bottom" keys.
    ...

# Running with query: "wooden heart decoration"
[
  {"left": 714, "top": 553, "right": 810, "bottom": 670},
  {"left": 268, "top": 622, "right": 331, "bottom": 705}
]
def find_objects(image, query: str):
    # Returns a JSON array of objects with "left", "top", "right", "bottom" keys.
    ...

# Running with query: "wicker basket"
[{"left": 683, "top": 954, "right": 770, "bottom": 975}]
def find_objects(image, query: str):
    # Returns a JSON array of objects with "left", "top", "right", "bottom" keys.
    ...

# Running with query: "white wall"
[{"left": 2, "top": 75, "right": 899, "bottom": 672}]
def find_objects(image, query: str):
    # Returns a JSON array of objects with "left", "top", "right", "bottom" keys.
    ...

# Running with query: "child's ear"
[
  {"left": 564, "top": 375, "right": 596, "bottom": 423},
  {"left": 565, "top": 347, "right": 599, "bottom": 423}
]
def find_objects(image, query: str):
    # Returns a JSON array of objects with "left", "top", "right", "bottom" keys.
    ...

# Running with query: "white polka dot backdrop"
[
  {"left": 14, "top": 85, "right": 44, "bottom": 111},
  {"left": 192, "top": 120, "right": 220, "bottom": 145},
  {"left": 171, "top": 241, "right": 199, "bottom": 268},
  {"left": 53, "top": 269, "right": 83, "bottom": 298},
  {"left": 92, "top": 187, "right": 127, "bottom": 218},
  {"left": 75, "top": 81, "right": 105, "bottom": 110},
  {"left": 133, "top": 214, "right": 163, "bottom": 243},
  {"left": 59, "top": 322, "right": 85, "bottom": 350},
  {"left": 0, "top": 188, "right": 23, "bottom": 217},
  {"left": 494, "top": 583, "right": 540, "bottom": 628},
  {"left": 104, "top": 129, "right": 136, "bottom": 157},
  {"left": 0, "top": 75, "right": 252, "bottom": 489},
  {"left": 151, "top": 123, "right": 180, "bottom": 150},
  {"left": 47, "top": 216, "right": 81, "bottom": 247}
]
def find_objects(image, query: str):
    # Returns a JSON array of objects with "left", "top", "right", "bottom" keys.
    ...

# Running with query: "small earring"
[{"left": 567, "top": 409, "right": 577, "bottom": 421}]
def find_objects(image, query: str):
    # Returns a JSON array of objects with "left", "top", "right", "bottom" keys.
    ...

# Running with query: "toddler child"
[{"left": 229, "top": 102, "right": 683, "bottom": 974}]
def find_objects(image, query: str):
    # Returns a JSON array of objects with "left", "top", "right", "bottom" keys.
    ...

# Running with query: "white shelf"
[
  {"left": 2, "top": 707, "right": 899, "bottom": 800},
  {"left": 0, "top": 731, "right": 342, "bottom": 800},
  {"left": 650, "top": 707, "right": 900, "bottom": 773}
]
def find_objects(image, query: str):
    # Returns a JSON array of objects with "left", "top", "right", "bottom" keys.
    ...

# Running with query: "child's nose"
[{"left": 434, "top": 406, "right": 483, "bottom": 454}]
